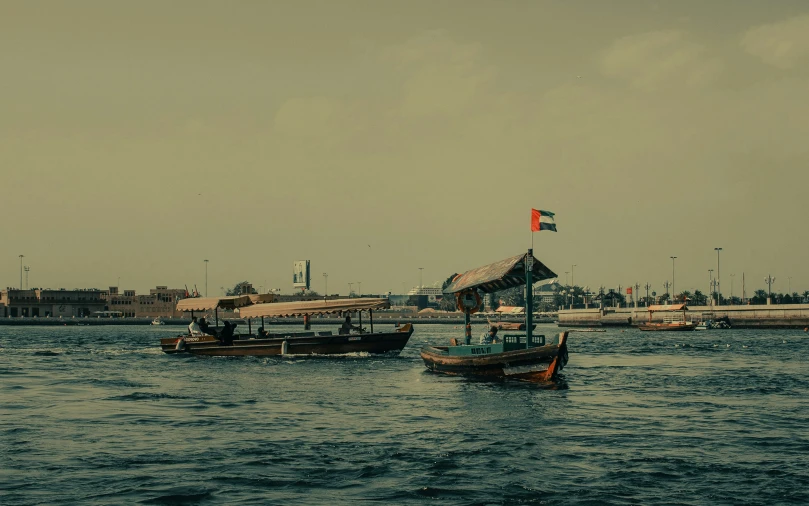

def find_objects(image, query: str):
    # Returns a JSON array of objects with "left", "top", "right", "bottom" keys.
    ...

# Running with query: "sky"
[{"left": 2, "top": 0, "right": 808, "bottom": 297}]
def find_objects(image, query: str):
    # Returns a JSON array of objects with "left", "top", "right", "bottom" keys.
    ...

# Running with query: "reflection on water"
[{"left": 1, "top": 324, "right": 808, "bottom": 505}]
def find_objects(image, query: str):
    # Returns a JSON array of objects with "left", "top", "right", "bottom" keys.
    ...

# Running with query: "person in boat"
[
  {"left": 188, "top": 317, "right": 203, "bottom": 336},
  {"left": 257, "top": 326, "right": 269, "bottom": 337},
  {"left": 220, "top": 321, "right": 238, "bottom": 345},
  {"left": 198, "top": 317, "right": 214, "bottom": 336},
  {"left": 480, "top": 325, "right": 500, "bottom": 345},
  {"left": 339, "top": 315, "right": 358, "bottom": 335}
]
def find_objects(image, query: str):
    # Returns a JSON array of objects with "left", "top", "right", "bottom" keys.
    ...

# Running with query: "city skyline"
[{"left": 2, "top": 1, "right": 808, "bottom": 296}]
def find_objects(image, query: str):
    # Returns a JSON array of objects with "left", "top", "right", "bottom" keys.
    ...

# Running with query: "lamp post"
[
  {"left": 730, "top": 274, "right": 735, "bottom": 302},
  {"left": 204, "top": 259, "right": 209, "bottom": 297},
  {"left": 663, "top": 281, "right": 670, "bottom": 302},
  {"left": 670, "top": 256, "right": 677, "bottom": 302},
  {"left": 571, "top": 264, "right": 576, "bottom": 287},
  {"left": 323, "top": 273, "right": 328, "bottom": 300},
  {"left": 714, "top": 247, "right": 722, "bottom": 305},
  {"left": 644, "top": 283, "right": 651, "bottom": 307},
  {"left": 24, "top": 266, "right": 30, "bottom": 289},
  {"left": 357, "top": 281, "right": 362, "bottom": 297},
  {"left": 764, "top": 275, "right": 775, "bottom": 304},
  {"left": 708, "top": 269, "right": 713, "bottom": 306},
  {"left": 348, "top": 282, "right": 354, "bottom": 297},
  {"left": 19, "top": 255, "right": 24, "bottom": 289}
]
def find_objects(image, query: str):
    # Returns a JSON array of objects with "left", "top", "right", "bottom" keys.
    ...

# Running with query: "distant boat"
[
  {"left": 151, "top": 318, "right": 165, "bottom": 326},
  {"left": 570, "top": 328, "right": 606, "bottom": 333},
  {"left": 637, "top": 304, "right": 696, "bottom": 331}
]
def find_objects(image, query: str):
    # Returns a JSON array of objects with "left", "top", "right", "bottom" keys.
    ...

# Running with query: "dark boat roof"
[{"left": 443, "top": 253, "right": 557, "bottom": 295}]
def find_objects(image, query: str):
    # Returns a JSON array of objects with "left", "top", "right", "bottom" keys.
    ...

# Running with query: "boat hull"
[
  {"left": 637, "top": 323, "right": 696, "bottom": 331},
  {"left": 492, "top": 322, "right": 536, "bottom": 331},
  {"left": 161, "top": 325, "right": 414, "bottom": 357},
  {"left": 420, "top": 333, "right": 568, "bottom": 382}
]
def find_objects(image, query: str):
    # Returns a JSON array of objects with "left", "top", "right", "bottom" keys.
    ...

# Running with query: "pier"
[{"left": 558, "top": 304, "right": 809, "bottom": 329}]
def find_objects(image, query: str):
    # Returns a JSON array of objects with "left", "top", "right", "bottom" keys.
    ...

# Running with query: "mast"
[{"left": 525, "top": 249, "right": 533, "bottom": 346}]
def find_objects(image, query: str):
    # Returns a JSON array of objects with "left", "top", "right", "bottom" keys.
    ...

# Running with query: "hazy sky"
[{"left": 2, "top": 1, "right": 808, "bottom": 297}]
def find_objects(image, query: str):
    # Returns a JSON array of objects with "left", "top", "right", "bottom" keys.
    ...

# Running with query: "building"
[
  {"left": 103, "top": 286, "right": 187, "bottom": 318},
  {"left": 1, "top": 288, "right": 106, "bottom": 318}
]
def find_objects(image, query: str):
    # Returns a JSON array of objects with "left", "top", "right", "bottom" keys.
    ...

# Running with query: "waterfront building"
[
  {"left": 103, "top": 286, "right": 187, "bottom": 318},
  {"left": 0, "top": 288, "right": 106, "bottom": 318}
]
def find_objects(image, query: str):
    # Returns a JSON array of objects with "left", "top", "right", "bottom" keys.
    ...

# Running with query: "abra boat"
[
  {"left": 151, "top": 318, "right": 165, "bottom": 325},
  {"left": 161, "top": 296, "right": 414, "bottom": 357},
  {"left": 420, "top": 249, "right": 569, "bottom": 382},
  {"left": 637, "top": 304, "right": 696, "bottom": 331}
]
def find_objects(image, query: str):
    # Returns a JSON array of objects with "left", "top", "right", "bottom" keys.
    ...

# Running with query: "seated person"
[
  {"left": 339, "top": 315, "right": 357, "bottom": 335},
  {"left": 480, "top": 326, "right": 500, "bottom": 345},
  {"left": 188, "top": 316, "right": 203, "bottom": 336},
  {"left": 220, "top": 321, "right": 238, "bottom": 345},
  {"left": 198, "top": 317, "right": 214, "bottom": 336},
  {"left": 257, "top": 326, "right": 269, "bottom": 337}
]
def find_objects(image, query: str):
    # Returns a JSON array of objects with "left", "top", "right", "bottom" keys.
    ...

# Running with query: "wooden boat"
[
  {"left": 492, "top": 321, "right": 536, "bottom": 331},
  {"left": 420, "top": 249, "right": 570, "bottom": 382},
  {"left": 637, "top": 303, "right": 696, "bottom": 331},
  {"left": 161, "top": 297, "right": 414, "bottom": 356}
]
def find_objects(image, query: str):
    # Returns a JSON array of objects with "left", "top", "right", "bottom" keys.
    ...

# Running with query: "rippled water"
[{"left": 2, "top": 324, "right": 808, "bottom": 505}]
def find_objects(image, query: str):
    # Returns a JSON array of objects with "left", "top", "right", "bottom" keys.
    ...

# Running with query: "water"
[{"left": 2, "top": 324, "right": 808, "bottom": 505}]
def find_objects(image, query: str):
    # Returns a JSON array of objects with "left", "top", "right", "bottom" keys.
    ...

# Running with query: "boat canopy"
[
  {"left": 248, "top": 294, "right": 275, "bottom": 304},
  {"left": 647, "top": 304, "right": 688, "bottom": 312},
  {"left": 239, "top": 298, "right": 390, "bottom": 319},
  {"left": 176, "top": 295, "right": 253, "bottom": 312},
  {"left": 443, "top": 253, "right": 556, "bottom": 295}
]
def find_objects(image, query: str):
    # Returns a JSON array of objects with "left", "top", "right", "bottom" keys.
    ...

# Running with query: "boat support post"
[
  {"left": 215, "top": 307, "right": 219, "bottom": 328},
  {"left": 465, "top": 309, "right": 471, "bottom": 345},
  {"left": 525, "top": 248, "right": 533, "bottom": 347},
  {"left": 358, "top": 311, "right": 362, "bottom": 334},
  {"left": 248, "top": 318, "right": 252, "bottom": 335},
  {"left": 369, "top": 309, "right": 374, "bottom": 334}
]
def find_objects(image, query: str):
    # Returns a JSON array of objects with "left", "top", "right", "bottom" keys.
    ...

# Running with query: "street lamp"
[
  {"left": 204, "top": 259, "right": 209, "bottom": 297},
  {"left": 24, "top": 266, "right": 30, "bottom": 289},
  {"left": 714, "top": 247, "right": 722, "bottom": 305},
  {"left": 19, "top": 255, "right": 24, "bottom": 289},
  {"left": 571, "top": 264, "right": 576, "bottom": 286},
  {"left": 670, "top": 256, "right": 677, "bottom": 301},
  {"left": 357, "top": 281, "right": 362, "bottom": 297},
  {"left": 708, "top": 269, "right": 713, "bottom": 306},
  {"left": 348, "top": 282, "right": 354, "bottom": 297},
  {"left": 730, "top": 274, "right": 735, "bottom": 302},
  {"left": 323, "top": 273, "right": 328, "bottom": 300},
  {"left": 764, "top": 275, "right": 775, "bottom": 303}
]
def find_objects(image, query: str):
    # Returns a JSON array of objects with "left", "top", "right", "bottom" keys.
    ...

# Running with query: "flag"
[{"left": 531, "top": 209, "right": 557, "bottom": 232}]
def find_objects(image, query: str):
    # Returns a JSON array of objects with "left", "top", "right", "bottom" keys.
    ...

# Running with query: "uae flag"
[{"left": 531, "top": 209, "right": 557, "bottom": 232}]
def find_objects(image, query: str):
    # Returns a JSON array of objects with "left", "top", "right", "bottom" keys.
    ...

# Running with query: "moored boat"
[
  {"left": 161, "top": 297, "right": 414, "bottom": 357},
  {"left": 420, "top": 249, "right": 569, "bottom": 382},
  {"left": 637, "top": 304, "right": 696, "bottom": 331}
]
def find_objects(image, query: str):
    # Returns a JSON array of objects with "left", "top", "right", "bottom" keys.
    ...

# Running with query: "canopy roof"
[
  {"left": 496, "top": 306, "right": 525, "bottom": 314},
  {"left": 443, "top": 253, "right": 556, "bottom": 295},
  {"left": 239, "top": 298, "right": 390, "bottom": 318},
  {"left": 647, "top": 303, "right": 688, "bottom": 312},
  {"left": 176, "top": 295, "right": 253, "bottom": 312}
]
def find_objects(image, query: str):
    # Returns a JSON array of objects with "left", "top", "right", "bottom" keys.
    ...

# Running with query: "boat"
[
  {"left": 161, "top": 296, "right": 414, "bottom": 357},
  {"left": 569, "top": 328, "right": 606, "bottom": 333},
  {"left": 151, "top": 318, "right": 165, "bottom": 325},
  {"left": 694, "top": 314, "right": 731, "bottom": 331},
  {"left": 491, "top": 321, "right": 536, "bottom": 331},
  {"left": 420, "top": 249, "right": 570, "bottom": 382},
  {"left": 637, "top": 304, "right": 696, "bottom": 331}
]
